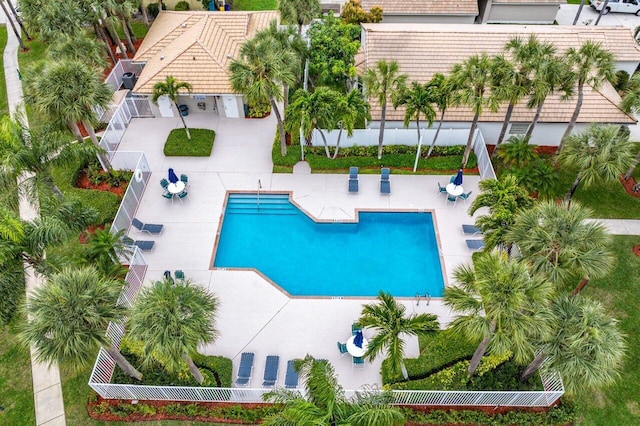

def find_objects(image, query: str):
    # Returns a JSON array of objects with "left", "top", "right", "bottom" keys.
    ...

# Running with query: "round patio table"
[
  {"left": 167, "top": 181, "right": 185, "bottom": 194},
  {"left": 346, "top": 334, "right": 368, "bottom": 357},
  {"left": 446, "top": 183, "right": 463, "bottom": 196}
]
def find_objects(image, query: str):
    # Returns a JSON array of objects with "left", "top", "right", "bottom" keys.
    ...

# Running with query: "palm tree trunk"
[
  {"left": 183, "top": 353, "right": 204, "bottom": 384},
  {"left": 83, "top": 120, "right": 113, "bottom": 172},
  {"left": 105, "top": 22, "right": 128, "bottom": 59},
  {"left": 69, "top": 121, "right": 85, "bottom": 144},
  {"left": 6, "top": 0, "right": 31, "bottom": 40},
  {"left": 573, "top": 0, "right": 586, "bottom": 25},
  {"left": 426, "top": 111, "right": 445, "bottom": 159},
  {"left": 173, "top": 102, "right": 191, "bottom": 140},
  {"left": 623, "top": 149, "right": 640, "bottom": 179},
  {"left": 594, "top": 0, "right": 610, "bottom": 25},
  {"left": 140, "top": 3, "right": 150, "bottom": 28},
  {"left": 120, "top": 17, "right": 136, "bottom": 55},
  {"left": 565, "top": 172, "right": 583, "bottom": 202},
  {"left": 318, "top": 128, "right": 331, "bottom": 158},
  {"left": 271, "top": 98, "right": 287, "bottom": 156},
  {"left": 526, "top": 102, "right": 545, "bottom": 141},
  {"left": 331, "top": 126, "right": 344, "bottom": 159},
  {"left": 95, "top": 24, "right": 118, "bottom": 66},
  {"left": 468, "top": 335, "right": 491, "bottom": 376},
  {"left": 378, "top": 103, "right": 387, "bottom": 160},
  {"left": 559, "top": 84, "right": 584, "bottom": 154},
  {"left": 571, "top": 277, "right": 590, "bottom": 295},
  {"left": 492, "top": 102, "right": 515, "bottom": 159},
  {"left": 126, "top": 18, "right": 137, "bottom": 43},
  {"left": 401, "top": 360, "right": 409, "bottom": 381},
  {"left": 105, "top": 345, "right": 143, "bottom": 380},
  {"left": 283, "top": 84, "right": 289, "bottom": 117},
  {"left": 1, "top": 1, "right": 26, "bottom": 51},
  {"left": 461, "top": 112, "right": 480, "bottom": 169},
  {"left": 521, "top": 352, "right": 546, "bottom": 381}
]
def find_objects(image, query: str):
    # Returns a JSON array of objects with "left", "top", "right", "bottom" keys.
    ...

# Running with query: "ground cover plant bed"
[
  {"left": 75, "top": 161, "right": 131, "bottom": 198},
  {"left": 164, "top": 128, "right": 215, "bottom": 156}
]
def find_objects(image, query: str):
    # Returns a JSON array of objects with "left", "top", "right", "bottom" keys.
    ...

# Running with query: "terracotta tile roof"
[
  {"left": 361, "top": 24, "right": 638, "bottom": 124},
  {"left": 132, "top": 11, "right": 279, "bottom": 94},
  {"left": 361, "top": 0, "right": 478, "bottom": 14}
]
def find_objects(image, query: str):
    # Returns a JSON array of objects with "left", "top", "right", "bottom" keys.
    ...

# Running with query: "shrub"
[
  {"left": 147, "top": 2, "right": 166, "bottom": 18},
  {"left": 247, "top": 101, "right": 271, "bottom": 118},
  {"left": 174, "top": 1, "right": 190, "bottom": 10},
  {"left": 615, "top": 69, "right": 630, "bottom": 93}
]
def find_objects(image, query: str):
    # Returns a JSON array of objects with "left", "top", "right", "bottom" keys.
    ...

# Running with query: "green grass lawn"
[
  {"left": 574, "top": 235, "right": 640, "bottom": 425},
  {"left": 164, "top": 128, "right": 215, "bottom": 156},
  {"left": 230, "top": 0, "right": 277, "bottom": 10},
  {"left": 0, "top": 323, "right": 35, "bottom": 425}
]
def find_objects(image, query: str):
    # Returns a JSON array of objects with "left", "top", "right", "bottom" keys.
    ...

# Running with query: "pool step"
[{"left": 226, "top": 194, "right": 297, "bottom": 215}]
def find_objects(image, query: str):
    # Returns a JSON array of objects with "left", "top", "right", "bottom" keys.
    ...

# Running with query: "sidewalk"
[{"left": 2, "top": 5, "right": 67, "bottom": 426}]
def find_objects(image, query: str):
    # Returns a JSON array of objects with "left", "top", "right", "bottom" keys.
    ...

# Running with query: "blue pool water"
[{"left": 213, "top": 194, "right": 444, "bottom": 297}]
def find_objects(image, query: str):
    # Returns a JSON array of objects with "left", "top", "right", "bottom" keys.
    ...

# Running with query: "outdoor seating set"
[
  {"left": 337, "top": 323, "right": 367, "bottom": 368},
  {"left": 123, "top": 217, "right": 164, "bottom": 251},
  {"left": 234, "top": 352, "right": 299, "bottom": 389},
  {"left": 163, "top": 269, "right": 186, "bottom": 283},
  {"left": 161, "top": 168, "right": 189, "bottom": 202},
  {"left": 438, "top": 170, "right": 472, "bottom": 207},
  {"left": 462, "top": 224, "right": 485, "bottom": 250},
  {"left": 348, "top": 167, "right": 391, "bottom": 194}
]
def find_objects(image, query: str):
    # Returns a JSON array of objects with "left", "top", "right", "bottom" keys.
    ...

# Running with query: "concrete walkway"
[{"left": 2, "top": 5, "right": 67, "bottom": 426}]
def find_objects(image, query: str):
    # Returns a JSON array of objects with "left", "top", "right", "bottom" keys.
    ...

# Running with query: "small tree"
[
  {"left": 341, "top": 0, "right": 383, "bottom": 25},
  {"left": 152, "top": 75, "right": 193, "bottom": 140},
  {"left": 394, "top": 81, "right": 436, "bottom": 169},
  {"left": 277, "top": 0, "right": 321, "bottom": 34}
]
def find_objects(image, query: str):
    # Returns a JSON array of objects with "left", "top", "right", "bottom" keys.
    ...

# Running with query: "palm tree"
[
  {"left": 127, "top": 278, "right": 219, "bottom": 384},
  {"left": 521, "top": 295, "right": 625, "bottom": 395},
  {"left": 19, "top": 266, "right": 142, "bottom": 380},
  {"left": 230, "top": 37, "right": 298, "bottom": 156},
  {"left": 364, "top": 60, "right": 408, "bottom": 160},
  {"left": 48, "top": 32, "right": 109, "bottom": 71},
  {"left": 284, "top": 87, "right": 339, "bottom": 157},
  {"left": 357, "top": 291, "right": 439, "bottom": 381},
  {"left": 425, "top": 73, "right": 452, "bottom": 159},
  {"left": 468, "top": 175, "right": 533, "bottom": 254},
  {"left": 277, "top": 0, "right": 321, "bottom": 35},
  {"left": 394, "top": 81, "right": 436, "bottom": 170},
  {"left": 332, "top": 89, "right": 370, "bottom": 159},
  {"left": 558, "top": 124, "right": 635, "bottom": 203},
  {"left": 559, "top": 41, "right": 615, "bottom": 154},
  {"left": 151, "top": 75, "right": 193, "bottom": 140},
  {"left": 19, "top": 0, "right": 84, "bottom": 42},
  {"left": 263, "top": 355, "right": 405, "bottom": 425},
  {"left": 506, "top": 200, "right": 613, "bottom": 294},
  {"left": 0, "top": 0, "right": 26, "bottom": 50},
  {"left": 85, "top": 228, "right": 132, "bottom": 278},
  {"left": 618, "top": 73, "right": 640, "bottom": 180},
  {"left": 447, "top": 53, "right": 500, "bottom": 168},
  {"left": 444, "top": 252, "right": 553, "bottom": 376}
]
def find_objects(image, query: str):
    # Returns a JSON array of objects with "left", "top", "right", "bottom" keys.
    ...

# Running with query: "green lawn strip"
[
  {"left": 0, "top": 26, "right": 8, "bottom": 117},
  {"left": 0, "top": 323, "right": 35, "bottom": 426},
  {"left": 230, "top": 0, "right": 277, "bottom": 10},
  {"left": 116, "top": 21, "right": 149, "bottom": 40},
  {"left": 164, "top": 128, "right": 215, "bottom": 156},
  {"left": 573, "top": 235, "right": 640, "bottom": 425}
]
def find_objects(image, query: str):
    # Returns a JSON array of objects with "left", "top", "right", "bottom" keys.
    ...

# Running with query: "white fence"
[
  {"left": 109, "top": 152, "right": 151, "bottom": 236},
  {"left": 472, "top": 130, "right": 496, "bottom": 180},
  {"left": 104, "top": 59, "right": 145, "bottom": 92},
  {"left": 100, "top": 97, "right": 154, "bottom": 153}
]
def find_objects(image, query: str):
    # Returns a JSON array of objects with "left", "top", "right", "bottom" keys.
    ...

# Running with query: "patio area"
[{"left": 117, "top": 111, "right": 485, "bottom": 390}]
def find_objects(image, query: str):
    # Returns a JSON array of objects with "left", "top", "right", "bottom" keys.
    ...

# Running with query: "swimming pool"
[{"left": 213, "top": 194, "right": 444, "bottom": 297}]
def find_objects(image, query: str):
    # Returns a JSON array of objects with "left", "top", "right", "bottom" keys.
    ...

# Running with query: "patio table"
[
  {"left": 167, "top": 181, "right": 185, "bottom": 194},
  {"left": 446, "top": 183, "right": 463, "bottom": 197},
  {"left": 346, "top": 334, "right": 368, "bottom": 357}
]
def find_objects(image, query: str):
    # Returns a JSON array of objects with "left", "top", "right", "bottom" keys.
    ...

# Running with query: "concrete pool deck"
[{"left": 118, "top": 112, "right": 485, "bottom": 390}]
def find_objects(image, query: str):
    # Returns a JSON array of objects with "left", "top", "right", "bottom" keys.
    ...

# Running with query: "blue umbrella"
[
  {"left": 168, "top": 168, "right": 179, "bottom": 184},
  {"left": 453, "top": 169, "right": 463, "bottom": 186},
  {"left": 354, "top": 330, "right": 364, "bottom": 348}
]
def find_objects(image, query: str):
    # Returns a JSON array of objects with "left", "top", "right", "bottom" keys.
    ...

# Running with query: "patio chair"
[
  {"left": 337, "top": 341, "right": 349, "bottom": 358},
  {"left": 160, "top": 178, "right": 169, "bottom": 189},
  {"left": 162, "top": 192, "right": 173, "bottom": 201},
  {"left": 177, "top": 190, "right": 188, "bottom": 202},
  {"left": 446, "top": 193, "right": 458, "bottom": 206},
  {"left": 449, "top": 175, "right": 456, "bottom": 184},
  {"left": 462, "top": 224, "right": 482, "bottom": 236},
  {"left": 174, "top": 270, "right": 185, "bottom": 280},
  {"left": 352, "top": 356, "right": 365, "bottom": 368},
  {"left": 262, "top": 355, "right": 280, "bottom": 387},
  {"left": 466, "top": 239, "right": 485, "bottom": 250},
  {"left": 180, "top": 174, "right": 189, "bottom": 186},
  {"left": 131, "top": 218, "right": 163, "bottom": 235},
  {"left": 351, "top": 323, "right": 362, "bottom": 336},
  {"left": 235, "top": 352, "right": 254, "bottom": 387},
  {"left": 437, "top": 182, "right": 448, "bottom": 196},
  {"left": 284, "top": 360, "right": 299, "bottom": 389},
  {"left": 458, "top": 191, "right": 473, "bottom": 204}
]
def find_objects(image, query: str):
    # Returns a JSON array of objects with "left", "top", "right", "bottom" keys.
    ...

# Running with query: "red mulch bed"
[
  {"left": 620, "top": 175, "right": 640, "bottom": 197},
  {"left": 78, "top": 224, "right": 106, "bottom": 244},
  {"left": 76, "top": 171, "right": 127, "bottom": 198},
  {"left": 633, "top": 245, "right": 640, "bottom": 257}
]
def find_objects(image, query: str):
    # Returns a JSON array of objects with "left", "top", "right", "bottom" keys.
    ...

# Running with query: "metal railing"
[
  {"left": 109, "top": 152, "right": 151, "bottom": 236},
  {"left": 100, "top": 97, "right": 154, "bottom": 153},
  {"left": 472, "top": 130, "right": 497, "bottom": 180},
  {"left": 104, "top": 60, "right": 145, "bottom": 92}
]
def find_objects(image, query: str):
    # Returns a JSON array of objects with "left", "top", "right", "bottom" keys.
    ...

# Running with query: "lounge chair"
[
  {"left": 235, "top": 352, "right": 254, "bottom": 387},
  {"left": 348, "top": 178, "right": 359, "bottom": 193},
  {"left": 262, "top": 355, "right": 280, "bottom": 387},
  {"left": 352, "top": 356, "right": 365, "bottom": 368},
  {"left": 437, "top": 182, "right": 448, "bottom": 196},
  {"left": 284, "top": 360, "right": 299, "bottom": 389},
  {"left": 381, "top": 167, "right": 390, "bottom": 181},
  {"left": 122, "top": 236, "right": 155, "bottom": 251},
  {"left": 458, "top": 191, "right": 473, "bottom": 204},
  {"left": 131, "top": 218, "right": 164, "bottom": 235},
  {"left": 462, "top": 224, "right": 482, "bottom": 236},
  {"left": 466, "top": 239, "right": 485, "bottom": 250},
  {"left": 380, "top": 168, "right": 391, "bottom": 194},
  {"left": 351, "top": 323, "right": 362, "bottom": 335},
  {"left": 349, "top": 167, "right": 359, "bottom": 179},
  {"left": 174, "top": 270, "right": 185, "bottom": 280},
  {"left": 337, "top": 341, "right": 348, "bottom": 358}
]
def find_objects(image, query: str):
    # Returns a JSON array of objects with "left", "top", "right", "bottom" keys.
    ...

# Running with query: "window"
[{"left": 508, "top": 123, "right": 530, "bottom": 135}]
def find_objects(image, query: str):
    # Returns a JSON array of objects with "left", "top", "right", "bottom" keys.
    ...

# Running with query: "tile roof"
[
  {"left": 132, "top": 11, "right": 279, "bottom": 95},
  {"left": 361, "top": 24, "right": 638, "bottom": 124},
  {"left": 361, "top": 0, "right": 478, "bottom": 14}
]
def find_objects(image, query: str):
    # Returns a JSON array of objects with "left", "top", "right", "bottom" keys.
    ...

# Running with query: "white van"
[{"left": 590, "top": 0, "right": 640, "bottom": 15}]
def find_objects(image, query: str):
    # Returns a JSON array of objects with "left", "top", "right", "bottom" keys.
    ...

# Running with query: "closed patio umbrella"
[
  {"left": 168, "top": 168, "right": 179, "bottom": 184},
  {"left": 453, "top": 169, "right": 463, "bottom": 186},
  {"left": 354, "top": 330, "right": 364, "bottom": 348}
]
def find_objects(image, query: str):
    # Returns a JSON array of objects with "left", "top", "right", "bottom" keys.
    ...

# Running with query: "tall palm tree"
[
  {"left": 558, "top": 124, "right": 635, "bottom": 203},
  {"left": 127, "top": 278, "right": 219, "bottom": 384},
  {"left": 521, "top": 295, "right": 625, "bottom": 395},
  {"left": 284, "top": 87, "right": 339, "bottom": 157},
  {"left": 559, "top": 41, "right": 615, "bottom": 154},
  {"left": 152, "top": 75, "right": 193, "bottom": 139},
  {"left": 332, "top": 89, "right": 370, "bottom": 159},
  {"left": 47, "top": 32, "right": 109, "bottom": 71},
  {"left": 19, "top": 266, "right": 142, "bottom": 380},
  {"left": 84, "top": 228, "right": 132, "bottom": 278},
  {"left": 364, "top": 60, "right": 408, "bottom": 160},
  {"left": 468, "top": 175, "right": 533, "bottom": 254},
  {"left": 0, "top": 0, "right": 26, "bottom": 50},
  {"left": 447, "top": 53, "right": 500, "bottom": 168},
  {"left": 618, "top": 73, "right": 640, "bottom": 180},
  {"left": 444, "top": 252, "right": 553, "bottom": 376},
  {"left": 263, "top": 355, "right": 405, "bottom": 425},
  {"left": 230, "top": 37, "right": 298, "bottom": 156},
  {"left": 394, "top": 81, "right": 436, "bottom": 169},
  {"left": 357, "top": 291, "right": 439, "bottom": 381},
  {"left": 277, "top": 0, "right": 321, "bottom": 35},
  {"left": 506, "top": 200, "right": 613, "bottom": 294},
  {"left": 425, "top": 73, "right": 452, "bottom": 159}
]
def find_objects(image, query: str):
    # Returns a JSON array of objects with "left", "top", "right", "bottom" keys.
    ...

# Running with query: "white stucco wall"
[
  {"left": 484, "top": 4, "right": 561, "bottom": 24},
  {"left": 379, "top": 14, "right": 477, "bottom": 24}
]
